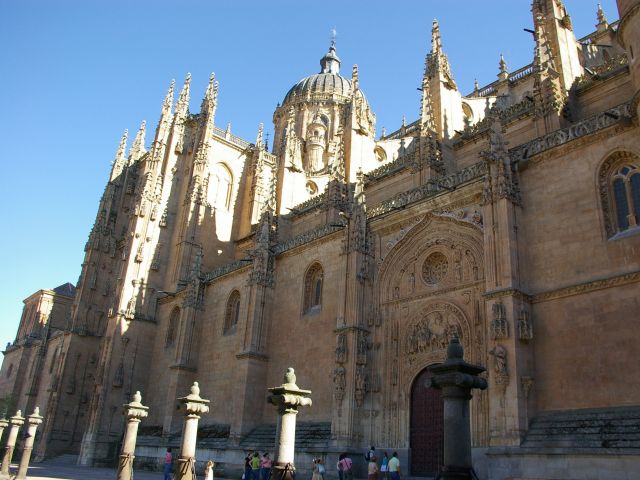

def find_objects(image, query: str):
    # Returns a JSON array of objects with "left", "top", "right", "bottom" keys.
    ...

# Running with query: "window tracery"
[{"left": 599, "top": 151, "right": 640, "bottom": 237}]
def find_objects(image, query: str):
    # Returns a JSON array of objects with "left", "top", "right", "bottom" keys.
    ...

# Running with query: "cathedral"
[{"left": 1, "top": 1, "right": 640, "bottom": 479}]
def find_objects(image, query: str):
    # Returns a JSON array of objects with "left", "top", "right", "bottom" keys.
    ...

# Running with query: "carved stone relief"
[
  {"left": 490, "top": 301, "right": 509, "bottom": 339},
  {"left": 518, "top": 308, "right": 533, "bottom": 342},
  {"left": 335, "top": 334, "right": 347, "bottom": 364},
  {"left": 489, "top": 344, "right": 509, "bottom": 393}
]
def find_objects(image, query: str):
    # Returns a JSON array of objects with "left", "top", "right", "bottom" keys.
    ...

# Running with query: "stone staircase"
[
  {"left": 240, "top": 422, "right": 331, "bottom": 451},
  {"left": 522, "top": 406, "right": 640, "bottom": 450}
]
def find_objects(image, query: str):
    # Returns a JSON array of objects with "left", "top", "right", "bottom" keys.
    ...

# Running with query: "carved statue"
[{"left": 335, "top": 334, "right": 347, "bottom": 364}]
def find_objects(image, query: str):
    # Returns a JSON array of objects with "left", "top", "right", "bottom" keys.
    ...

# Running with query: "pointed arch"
[
  {"left": 303, "top": 262, "right": 324, "bottom": 314},
  {"left": 214, "top": 162, "right": 234, "bottom": 209},
  {"left": 224, "top": 290, "right": 241, "bottom": 334},
  {"left": 598, "top": 150, "right": 640, "bottom": 237}
]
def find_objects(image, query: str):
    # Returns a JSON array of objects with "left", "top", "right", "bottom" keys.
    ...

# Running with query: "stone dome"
[{"left": 281, "top": 42, "right": 366, "bottom": 107}]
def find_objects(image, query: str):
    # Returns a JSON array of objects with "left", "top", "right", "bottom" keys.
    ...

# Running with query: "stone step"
[
  {"left": 240, "top": 422, "right": 331, "bottom": 450},
  {"left": 522, "top": 406, "right": 640, "bottom": 450},
  {"left": 41, "top": 454, "right": 79, "bottom": 466}
]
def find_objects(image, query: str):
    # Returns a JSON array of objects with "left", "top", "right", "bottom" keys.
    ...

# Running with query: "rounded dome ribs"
[{"left": 282, "top": 73, "right": 353, "bottom": 106}]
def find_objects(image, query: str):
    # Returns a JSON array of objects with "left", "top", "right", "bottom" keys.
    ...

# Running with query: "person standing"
[
  {"left": 338, "top": 454, "right": 353, "bottom": 480},
  {"left": 260, "top": 453, "right": 272, "bottom": 480},
  {"left": 204, "top": 460, "right": 215, "bottom": 480},
  {"left": 365, "top": 446, "right": 376, "bottom": 462},
  {"left": 387, "top": 452, "right": 401, "bottom": 480},
  {"left": 251, "top": 452, "right": 261, "bottom": 480},
  {"left": 380, "top": 452, "right": 389, "bottom": 480},
  {"left": 163, "top": 447, "right": 173, "bottom": 480},
  {"left": 311, "top": 459, "right": 323, "bottom": 480},
  {"left": 244, "top": 453, "right": 252, "bottom": 480},
  {"left": 367, "top": 456, "right": 379, "bottom": 480}
]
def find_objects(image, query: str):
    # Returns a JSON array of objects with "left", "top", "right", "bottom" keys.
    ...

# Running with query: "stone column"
[
  {"left": 116, "top": 391, "right": 149, "bottom": 480},
  {"left": 15, "top": 407, "right": 44, "bottom": 480},
  {"left": 267, "top": 368, "right": 312, "bottom": 480},
  {"left": 175, "top": 382, "right": 210, "bottom": 480},
  {"left": 0, "top": 410, "right": 25, "bottom": 477},
  {"left": 427, "top": 337, "right": 487, "bottom": 480},
  {"left": 0, "top": 417, "right": 8, "bottom": 443}
]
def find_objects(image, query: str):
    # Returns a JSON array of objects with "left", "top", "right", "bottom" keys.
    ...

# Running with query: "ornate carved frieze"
[
  {"left": 510, "top": 103, "right": 632, "bottom": 162},
  {"left": 272, "top": 223, "right": 345, "bottom": 256},
  {"left": 367, "top": 161, "right": 487, "bottom": 218},
  {"left": 405, "top": 304, "right": 464, "bottom": 359},
  {"left": 203, "top": 259, "right": 250, "bottom": 283}
]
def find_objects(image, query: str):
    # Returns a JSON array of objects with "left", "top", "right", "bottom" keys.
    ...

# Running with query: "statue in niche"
[
  {"left": 489, "top": 344, "right": 509, "bottom": 390},
  {"left": 335, "top": 334, "right": 347, "bottom": 364},
  {"left": 518, "top": 308, "right": 533, "bottom": 341},
  {"left": 356, "top": 332, "right": 368, "bottom": 364},
  {"left": 333, "top": 367, "right": 346, "bottom": 402},
  {"left": 490, "top": 301, "right": 509, "bottom": 339},
  {"left": 355, "top": 366, "right": 366, "bottom": 407}
]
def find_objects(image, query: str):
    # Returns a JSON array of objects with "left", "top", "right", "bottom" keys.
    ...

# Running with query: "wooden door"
[{"left": 410, "top": 368, "right": 444, "bottom": 477}]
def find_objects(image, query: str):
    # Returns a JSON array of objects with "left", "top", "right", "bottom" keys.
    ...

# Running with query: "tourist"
[
  {"left": 337, "top": 453, "right": 353, "bottom": 480},
  {"left": 365, "top": 446, "right": 376, "bottom": 462},
  {"left": 387, "top": 452, "right": 400, "bottom": 480},
  {"left": 367, "top": 455, "right": 379, "bottom": 480},
  {"left": 260, "top": 452, "right": 272, "bottom": 480},
  {"left": 311, "top": 458, "right": 323, "bottom": 480},
  {"left": 163, "top": 447, "right": 173, "bottom": 480},
  {"left": 244, "top": 453, "right": 252, "bottom": 480},
  {"left": 251, "top": 451, "right": 261, "bottom": 480},
  {"left": 204, "top": 460, "right": 215, "bottom": 480},
  {"left": 380, "top": 452, "right": 389, "bottom": 480}
]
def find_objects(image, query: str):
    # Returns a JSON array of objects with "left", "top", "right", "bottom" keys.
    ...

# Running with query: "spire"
[
  {"left": 110, "top": 129, "right": 128, "bottom": 180},
  {"left": 163, "top": 79, "right": 175, "bottom": 114},
  {"left": 201, "top": 72, "right": 218, "bottom": 118},
  {"left": 152, "top": 79, "right": 175, "bottom": 152},
  {"left": 255, "top": 123, "right": 264, "bottom": 151},
  {"left": 474, "top": 79, "right": 480, "bottom": 95},
  {"left": 498, "top": 54, "right": 509, "bottom": 81},
  {"left": 596, "top": 3, "right": 608, "bottom": 31},
  {"left": 129, "top": 120, "right": 147, "bottom": 161},
  {"left": 351, "top": 64, "right": 359, "bottom": 91},
  {"left": 420, "top": 72, "right": 436, "bottom": 132},
  {"left": 175, "top": 73, "right": 192, "bottom": 118},
  {"left": 425, "top": 19, "right": 457, "bottom": 89},
  {"left": 320, "top": 29, "right": 341, "bottom": 74}
]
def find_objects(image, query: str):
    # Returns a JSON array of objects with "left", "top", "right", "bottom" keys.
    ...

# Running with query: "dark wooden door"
[{"left": 410, "top": 368, "right": 444, "bottom": 477}]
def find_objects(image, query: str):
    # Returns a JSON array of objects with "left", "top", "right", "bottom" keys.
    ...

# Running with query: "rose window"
[{"left": 422, "top": 252, "right": 448, "bottom": 285}]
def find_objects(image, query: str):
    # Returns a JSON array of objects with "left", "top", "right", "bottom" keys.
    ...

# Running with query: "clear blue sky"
[{"left": 0, "top": 0, "right": 618, "bottom": 349}]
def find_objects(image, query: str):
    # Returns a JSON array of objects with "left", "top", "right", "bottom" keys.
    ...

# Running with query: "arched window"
[
  {"left": 214, "top": 163, "right": 233, "bottom": 210},
  {"left": 224, "top": 290, "right": 241, "bottom": 334},
  {"left": 303, "top": 262, "right": 324, "bottom": 314},
  {"left": 599, "top": 151, "right": 640, "bottom": 237},
  {"left": 165, "top": 307, "right": 180, "bottom": 348}
]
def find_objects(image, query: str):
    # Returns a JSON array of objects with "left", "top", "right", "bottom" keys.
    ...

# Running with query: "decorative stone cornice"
[
  {"left": 367, "top": 161, "right": 487, "bottom": 218},
  {"left": 574, "top": 54, "right": 629, "bottom": 91},
  {"left": 511, "top": 103, "right": 633, "bottom": 163},
  {"left": 483, "top": 287, "right": 532, "bottom": 302},
  {"left": 273, "top": 223, "right": 345, "bottom": 256},
  {"left": 203, "top": 259, "right": 251, "bottom": 284},
  {"left": 531, "top": 270, "right": 640, "bottom": 303}
]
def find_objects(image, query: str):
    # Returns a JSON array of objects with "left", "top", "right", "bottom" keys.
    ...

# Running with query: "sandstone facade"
[{"left": 2, "top": 2, "right": 640, "bottom": 479}]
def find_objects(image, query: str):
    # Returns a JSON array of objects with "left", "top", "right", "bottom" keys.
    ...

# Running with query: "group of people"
[
  {"left": 163, "top": 447, "right": 215, "bottom": 480},
  {"left": 244, "top": 451, "right": 273, "bottom": 480},
  {"left": 335, "top": 447, "right": 401, "bottom": 480}
]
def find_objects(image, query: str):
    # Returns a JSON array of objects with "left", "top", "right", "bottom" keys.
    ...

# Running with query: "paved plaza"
[{"left": 5, "top": 462, "right": 167, "bottom": 480}]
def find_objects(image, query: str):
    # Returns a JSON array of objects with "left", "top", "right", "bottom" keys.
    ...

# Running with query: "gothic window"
[
  {"left": 214, "top": 163, "right": 233, "bottom": 210},
  {"left": 165, "top": 307, "right": 180, "bottom": 348},
  {"left": 224, "top": 290, "right": 241, "bottom": 334},
  {"left": 599, "top": 151, "right": 640, "bottom": 237},
  {"left": 303, "top": 262, "right": 324, "bottom": 314}
]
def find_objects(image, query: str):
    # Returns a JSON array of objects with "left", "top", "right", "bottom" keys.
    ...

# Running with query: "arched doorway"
[{"left": 410, "top": 367, "right": 444, "bottom": 477}]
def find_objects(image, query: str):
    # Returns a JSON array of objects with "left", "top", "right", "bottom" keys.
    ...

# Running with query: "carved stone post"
[
  {"left": 0, "top": 410, "right": 24, "bottom": 477},
  {"left": 267, "top": 368, "right": 312, "bottom": 480},
  {"left": 427, "top": 337, "right": 487, "bottom": 480},
  {"left": 0, "top": 417, "right": 8, "bottom": 443},
  {"left": 116, "top": 391, "right": 149, "bottom": 480},
  {"left": 15, "top": 407, "right": 44, "bottom": 480},
  {"left": 176, "top": 382, "right": 209, "bottom": 480}
]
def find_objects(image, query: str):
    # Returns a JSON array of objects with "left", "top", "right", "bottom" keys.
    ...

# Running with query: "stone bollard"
[
  {"left": 0, "top": 410, "right": 25, "bottom": 477},
  {"left": 116, "top": 391, "right": 149, "bottom": 480},
  {"left": 427, "top": 337, "right": 487, "bottom": 480},
  {"left": 0, "top": 417, "right": 8, "bottom": 443},
  {"left": 15, "top": 407, "right": 44, "bottom": 480},
  {"left": 175, "top": 382, "right": 210, "bottom": 480},
  {"left": 267, "top": 368, "right": 312, "bottom": 480}
]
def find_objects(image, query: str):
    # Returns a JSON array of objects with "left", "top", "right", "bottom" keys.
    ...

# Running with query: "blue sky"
[{"left": 0, "top": 0, "right": 618, "bottom": 349}]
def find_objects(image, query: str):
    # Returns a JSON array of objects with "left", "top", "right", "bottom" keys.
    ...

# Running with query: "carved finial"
[
  {"left": 33, "top": 407, "right": 40, "bottom": 416},
  {"left": 226, "top": 122, "right": 231, "bottom": 135},
  {"left": 16, "top": 410, "right": 22, "bottom": 417},
  {"left": 284, "top": 367, "right": 297, "bottom": 386},
  {"left": 381, "top": 126, "right": 386, "bottom": 138},
  {"left": 113, "top": 129, "right": 128, "bottom": 167},
  {"left": 133, "top": 391, "right": 142, "bottom": 403},
  {"left": 176, "top": 72, "right": 192, "bottom": 117},
  {"left": 402, "top": 114, "right": 406, "bottom": 128},
  {"left": 320, "top": 29, "right": 341, "bottom": 74},
  {"left": 191, "top": 381, "right": 200, "bottom": 396},
  {"left": 596, "top": 3, "right": 608, "bottom": 29},
  {"left": 351, "top": 64, "right": 359, "bottom": 90},
  {"left": 474, "top": 79, "right": 479, "bottom": 92},
  {"left": 498, "top": 54, "right": 509, "bottom": 81},
  {"left": 446, "top": 335, "right": 464, "bottom": 362},
  {"left": 431, "top": 18, "right": 441, "bottom": 53}
]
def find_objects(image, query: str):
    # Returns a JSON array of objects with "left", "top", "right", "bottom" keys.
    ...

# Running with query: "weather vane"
[{"left": 330, "top": 27, "right": 337, "bottom": 48}]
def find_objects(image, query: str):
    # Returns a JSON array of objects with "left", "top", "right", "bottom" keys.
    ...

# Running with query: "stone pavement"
[{"left": 5, "top": 462, "right": 167, "bottom": 480}]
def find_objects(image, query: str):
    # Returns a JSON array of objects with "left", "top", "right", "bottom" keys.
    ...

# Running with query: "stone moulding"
[
  {"left": 510, "top": 102, "right": 632, "bottom": 162},
  {"left": 531, "top": 269, "right": 640, "bottom": 303},
  {"left": 288, "top": 191, "right": 327, "bottom": 215},
  {"left": 364, "top": 151, "right": 415, "bottom": 184},
  {"left": 203, "top": 259, "right": 251, "bottom": 283},
  {"left": 367, "top": 161, "right": 487, "bottom": 218},
  {"left": 273, "top": 223, "right": 345, "bottom": 256}
]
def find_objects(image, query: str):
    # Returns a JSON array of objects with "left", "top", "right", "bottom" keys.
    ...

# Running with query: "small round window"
[{"left": 422, "top": 252, "right": 448, "bottom": 285}]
